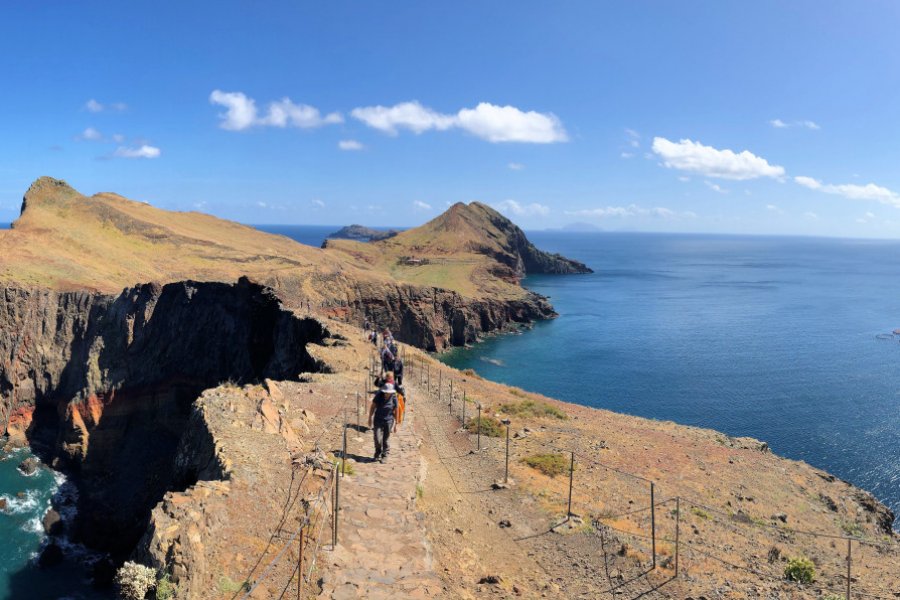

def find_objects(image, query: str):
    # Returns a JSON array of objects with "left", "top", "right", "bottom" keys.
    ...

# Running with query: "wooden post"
[
  {"left": 477, "top": 403, "right": 482, "bottom": 451},
  {"left": 504, "top": 421, "right": 510, "bottom": 483},
  {"left": 846, "top": 538, "right": 852, "bottom": 600},
  {"left": 674, "top": 497, "right": 680, "bottom": 577},
  {"left": 650, "top": 482, "right": 657, "bottom": 569},
  {"left": 567, "top": 451, "right": 575, "bottom": 517},
  {"left": 296, "top": 523, "right": 305, "bottom": 600}
]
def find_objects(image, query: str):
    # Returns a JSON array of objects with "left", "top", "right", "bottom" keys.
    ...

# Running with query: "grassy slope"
[
  {"left": 0, "top": 177, "right": 383, "bottom": 293},
  {"left": 325, "top": 202, "right": 531, "bottom": 301}
]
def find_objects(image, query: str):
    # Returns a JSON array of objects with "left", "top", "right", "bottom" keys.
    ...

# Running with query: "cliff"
[
  {"left": 0, "top": 278, "right": 329, "bottom": 557},
  {"left": 0, "top": 178, "right": 572, "bottom": 350}
]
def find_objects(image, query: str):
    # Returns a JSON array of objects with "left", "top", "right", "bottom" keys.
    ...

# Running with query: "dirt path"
[{"left": 316, "top": 401, "right": 445, "bottom": 599}]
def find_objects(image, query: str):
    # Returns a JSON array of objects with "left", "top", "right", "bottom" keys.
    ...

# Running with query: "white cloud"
[
  {"left": 112, "top": 133, "right": 125, "bottom": 143},
  {"left": 493, "top": 199, "right": 550, "bottom": 217},
  {"left": 209, "top": 90, "right": 342, "bottom": 131},
  {"left": 113, "top": 144, "right": 161, "bottom": 159},
  {"left": 311, "top": 198, "right": 325, "bottom": 208},
  {"left": 766, "top": 204, "right": 785, "bottom": 215},
  {"left": 771, "top": 118, "right": 820, "bottom": 130},
  {"left": 565, "top": 204, "right": 689, "bottom": 220},
  {"left": 78, "top": 127, "right": 103, "bottom": 141},
  {"left": 457, "top": 103, "right": 567, "bottom": 143},
  {"left": 704, "top": 181, "right": 728, "bottom": 194},
  {"left": 84, "top": 99, "right": 126, "bottom": 113},
  {"left": 508, "top": 162, "right": 525, "bottom": 170},
  {"left": 351, "top": 100, "right": 567, "bottom": 143},
  {"left": 256, "top": 201, "right": 268, "bottom": 208},
  {"left": 338, "top": 139, "right": 364, "bottom": 151},
  {"left": 351, "top": 101, "right": 455, "bottom": 135},
  {"left": 678, "top": 176, "right": 691, "bottom": 182},
  {"left": 794, "top": 175, "right": 900, "bottom": 207},
  {"left": 652, "top": 137, "right": 786, "bottom": 180},
  {"left": 803, "top": 211, "right": 819, "bottom": 220},
  {"left": 625, "top": 128, "right": 640, "bottom": 147},
  {"left": 620, "top": 152, "right": 634, "bottom": 159},
  {"left": 413, "top": 200, "right": 432, "bottom": 211}
]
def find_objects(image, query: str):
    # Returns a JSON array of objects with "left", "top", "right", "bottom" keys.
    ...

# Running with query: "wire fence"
[{"left": 399, "top": 347, "right": 900, "bottom": 600}]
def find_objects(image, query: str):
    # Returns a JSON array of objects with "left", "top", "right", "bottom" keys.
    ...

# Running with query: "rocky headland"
[
  {"left": 0, "top": 177, "right": 897, "bottom": 599},
  {"left": 325, "top": 224, "right": 400, "bottom": 243}
]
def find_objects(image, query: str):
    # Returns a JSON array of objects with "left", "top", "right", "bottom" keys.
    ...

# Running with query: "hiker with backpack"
[
  {"left": 380, "top": 343, "right": 395, "bottom": 375},
  {"left": 393, "top": 354, "right": 404, "bottom": 386},
  {"left": 368, "top": 373, "right": 399, "bottom": 463}
]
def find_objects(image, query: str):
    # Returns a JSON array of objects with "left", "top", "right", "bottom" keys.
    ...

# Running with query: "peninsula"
[{"left": 0, "top": 178, "right": 896, "bottom": 599}]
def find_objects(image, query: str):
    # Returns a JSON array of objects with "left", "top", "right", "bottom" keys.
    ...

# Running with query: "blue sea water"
[{"left": 441, "top": 232, "right": 900, "bottom": 528}]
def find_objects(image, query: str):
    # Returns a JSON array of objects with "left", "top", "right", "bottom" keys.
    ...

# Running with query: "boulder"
[
  {"left": 42, "top": 508, "right": 64, "bottom": 536},
  {"left": 18, "top": 457, "right": 39, "bottom": 476}
]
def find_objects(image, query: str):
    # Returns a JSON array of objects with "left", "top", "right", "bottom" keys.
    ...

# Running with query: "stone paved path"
[{"left": 317, "top": 402, "right": 445, "bottom": 599}]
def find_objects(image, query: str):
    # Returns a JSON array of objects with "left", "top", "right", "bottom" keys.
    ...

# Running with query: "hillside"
[
  {"left": 325, "top": 201, "right": 591, "bottom": 300},
  {"left": 2, "top": 177, "right": 361, "bottom": 293},
  {"left": 0, "top": 178, "right": 897, "bottom": 598}
]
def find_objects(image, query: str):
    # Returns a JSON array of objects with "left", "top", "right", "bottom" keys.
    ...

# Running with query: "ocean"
[{"left": 440, "top": 231, "right": 900, "bottom": 529}]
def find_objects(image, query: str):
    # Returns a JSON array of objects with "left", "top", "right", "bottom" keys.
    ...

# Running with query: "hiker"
[
  {"left": 393, "top": 354, "right": 404, "bottom": 386},
  {"left": 381, "top": 343, "right": 395, "bottom": 375},
  {"left": 368, "top": 373, "right": 399, "bottom": 463}
]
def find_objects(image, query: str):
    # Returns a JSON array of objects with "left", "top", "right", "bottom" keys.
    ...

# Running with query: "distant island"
[
  {"left": 545, "top": 222, "right": 603, "bottom": 232},
  {"left": 325, "top": 224, "right": 400, "bottom": 242}
]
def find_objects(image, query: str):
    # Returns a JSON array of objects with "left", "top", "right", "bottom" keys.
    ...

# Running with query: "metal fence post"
[
  {"left": 462, "top": 390, "right": 467, "bottom": 425},
  {"left": 341, "top": 421, "right": 347, "bottom": 478},
  {"left": 296, "top": 522, "right": 305, "bottom": 600},
  {"left": 449, "top": 380, "right": 454, "bottom": 415},
  {"left": 427, "top": 363, "right": 430, "bottom": 392},
  {"left": 356, "top": 391, "right": 361, "bottom": 430},
  {"left": 438, "top": 370, "right": 443, "bottom": 404},
  {"left": 567, "top": 451, "right": 575, "bottom": 517},
  {"left": 650, "top": 482, "right": 657, "bottom": 569},
  {"left": 333, "top": 465, "right": 340, "bottom": 548},
  {"left": 674, "top": 496, "right": 680, "bottom": 577},
  {"left": 504, "top": 420, "right": 511, "bottom": 483},
  {"left": 477, "top": 403, "right": 482, "bottom": 451},
  {"left": 846, "top": 538, "right": 852, "bottom": 600}
]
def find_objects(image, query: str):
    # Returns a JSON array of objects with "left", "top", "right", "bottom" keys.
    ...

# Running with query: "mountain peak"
[{"left": 21, "top": 176, "right": 78, "bottom": 216}]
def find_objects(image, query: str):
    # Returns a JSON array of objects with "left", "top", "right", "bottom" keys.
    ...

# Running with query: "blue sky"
[{"left": 2, "top": 1, "right": 900, "bottom": 236}]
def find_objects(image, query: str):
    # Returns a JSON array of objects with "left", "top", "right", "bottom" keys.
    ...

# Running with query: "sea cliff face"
[
  {"left": 289, "top": 277, "right": 556, "bottom": 350},
  {"left": 0, "top": 278, "right": 329, "bottom": 556}
]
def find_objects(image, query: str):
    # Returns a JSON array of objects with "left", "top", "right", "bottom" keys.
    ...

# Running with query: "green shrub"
[
  {"left": 499, "top": 399, "right": 567, "bottom": 420},
  {"left": 690, "top": 506, "right": 711, "bottom": 520},
  {"left": 155, "top": 574, "right": 176, "bottom": 600},
  {"left": 465, "top": 416, "right": 504, "bottom": 437},
  {"left": 218, "top": 576, "right": 250, "bottom": 593},
  {"left": 784, "top": 556, "right": 815, "bottom": 584},
  {"left": 332, "top": 458, "right": 355, "bottom": 476},
  {"left": 522, "top": 453, "right": 571, "bottom": 478}
]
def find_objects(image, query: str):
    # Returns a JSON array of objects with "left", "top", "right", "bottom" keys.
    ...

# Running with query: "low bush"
[
  {"left": 784, "top": 556, "right": 815, "bottom": 584},
  {"left": 465, "top": 416, "right": 504, "bottom": 437},
  {"left": 116, "top": 562, "right": 156, "bottom": 600},
  {"left": 499, "top": 399, "right": 567, "bottom": 420},
  {"left": 155, "top": 574, "right": 177, "bottom": 600},
  {"left": 522, "top": 453, "right": 571, "bottom": 478},
  {"left": 218, "top": 576, "right": 250, "bottom": 593}
]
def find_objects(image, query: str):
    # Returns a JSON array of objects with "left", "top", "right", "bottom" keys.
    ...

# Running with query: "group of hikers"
[{"left": 364, "top": 323, "right": 406, "bottom": 464}]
